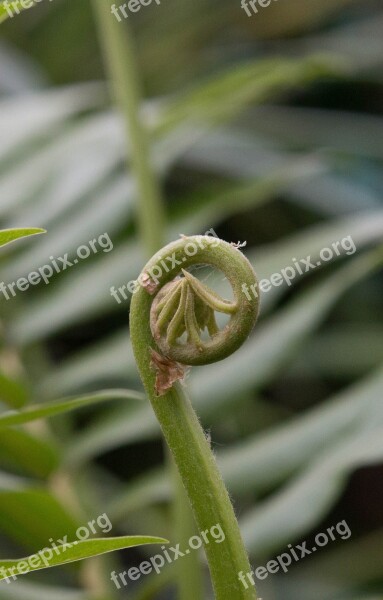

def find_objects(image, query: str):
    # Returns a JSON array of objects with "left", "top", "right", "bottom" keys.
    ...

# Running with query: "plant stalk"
[
  {"left": 92, "top": 6, "right": 202, "bottom": 599},
  {"left": 92, "top": 0, "right": 165, "bottom": 255},
  {"left": 130, "top": 237, "right": 259, "bottom": 599},
  {"left": 171, "top": 454, "right": 204, "bottom": 599}
]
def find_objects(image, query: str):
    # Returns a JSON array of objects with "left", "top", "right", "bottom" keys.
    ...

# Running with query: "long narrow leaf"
[
  {"left": 0, "top": 536, "right": 167, "bottom": 581},
  {"left": 240, "top": 426, "right": 383, "bottom": 556},
  {"left": 0, "top": 389, "right": 144, "bottom": 428},
  {"left": 0, "top": 228, "right": 45, "bottom": 249}
]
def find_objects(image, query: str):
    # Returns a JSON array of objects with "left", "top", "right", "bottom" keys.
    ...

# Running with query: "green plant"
[
  {"left": 130, "top": 235, "right": 259, "bottom": 599},
  {"left": 1, "top": 1, "right": 383, "bottom": 599},
  {"left": 0, "top": 535, "right": 168, "bottom": 583}
]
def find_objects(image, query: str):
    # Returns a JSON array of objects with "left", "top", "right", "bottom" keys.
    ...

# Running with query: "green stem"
[
  {"left": 171, "top": 455, "right": 204, "bottom": 600},
  {"left": 92, "top": 0, "right": 165, "bottom": 254},
  {"left": 130, "top": 236, "right": 259, "bottom": 599},
  {"left": 92, "top": 7, "right": 201, "bottom": 599}
]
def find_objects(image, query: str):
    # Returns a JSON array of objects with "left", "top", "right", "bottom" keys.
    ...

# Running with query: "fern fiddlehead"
[{"left": 130, "top": 235, "right": 259, "bottom": 599}]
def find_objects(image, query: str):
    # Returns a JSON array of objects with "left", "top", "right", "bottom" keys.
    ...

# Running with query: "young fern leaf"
[
  {"left": 130, "top": 235, "right": 260, "bottom": 600},
  {"left": 151, "top": 270, "right": 239, "bottom": 360}
]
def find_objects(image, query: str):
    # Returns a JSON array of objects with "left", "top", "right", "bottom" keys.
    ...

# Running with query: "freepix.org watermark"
[
  {"left": 242, "top": 235, "right": 356, "bottom": 301},
  {"left": 111, "top": 523, "right": 225, "bottom": 589},
  {"left": 111, "top": 0, "right": 161, "bottom": 22},
  {"left": 1, "top": 0, "right": 53, "bottom": 19},
  {"left": 110, "top": 228, "right": 219, "bottom": 304},
  {"left": 239, "top": 519, "right": 351, "bottom": 590},
  {"left": 0, "top": 512, "right": 112, "bottom": 584},
  {"left": 0, "top": 232, "right": 114, "bottom": 301},
  {"left": 241, "top": 0, "right": 280, "bottom": 18}
]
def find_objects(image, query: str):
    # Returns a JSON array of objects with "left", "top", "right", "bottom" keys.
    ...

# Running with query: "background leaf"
[
  {"left": 0, "top": 228, "right": 45, "bottom": 249},
  {"left": 0, "top": 536, "right": 168, "bottom": 581}
]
